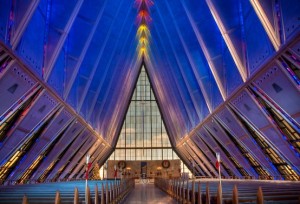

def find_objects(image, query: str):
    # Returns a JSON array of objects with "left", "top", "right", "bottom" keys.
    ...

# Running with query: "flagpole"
[
  {"left": 85, "top": 154, "right": 90, "bottom": 204},
  {"left": 114, "top": 164, "right": 117, "bottom": 182},
  {"left": 218, "top": 164, "right": 221, "bottom": 187},
  {"left": 215, "top": 153, "right": 221, "bottom": 184},
  {"left": 86, "top": 155, "right": 90, "bottom": 189},
  {"left": 216, "top": 152, "right": 222, "bottom": 203}
]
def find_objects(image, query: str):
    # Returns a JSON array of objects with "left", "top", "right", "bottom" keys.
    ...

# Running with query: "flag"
[
  {"left": 114, "top": 169, "right": 117, "bottom": 178},
  {"left": 85, "top": 163, "right": 92, "bottom": 179},
  {"left": 216, "top": 160, "right": 220, "bottom": 170},
  {"left": 114, "top": 164, "right": 117, "bottom": 178},
  {"left": 85, "top": 155, "right": 92, "bottom": 179},
  {"left": 216, "top": 152, "right": 221, "bottom": 170}
]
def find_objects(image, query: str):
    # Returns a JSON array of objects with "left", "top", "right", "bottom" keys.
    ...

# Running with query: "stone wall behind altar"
[{"left": 107, "top": 160, "right": 181, "bottom": 179}]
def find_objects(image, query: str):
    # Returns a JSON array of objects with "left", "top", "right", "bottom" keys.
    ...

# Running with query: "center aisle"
[{"left": 125, "top": 182, "right": 177, "bottom": 204}]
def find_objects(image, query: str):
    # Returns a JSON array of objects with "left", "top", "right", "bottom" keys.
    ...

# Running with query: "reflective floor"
[{"left": 125, "top": 183, "right": 177, "bottom": 204}]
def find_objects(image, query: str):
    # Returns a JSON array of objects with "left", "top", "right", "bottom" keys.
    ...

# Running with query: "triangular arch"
[{"left": 103, "top": 64, "right": 192, "bottom": 177}]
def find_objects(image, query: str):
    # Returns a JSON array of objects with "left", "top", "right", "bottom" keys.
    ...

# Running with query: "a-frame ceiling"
[{"left": 0, "top": 0, "right": 300, "bottom": 181}]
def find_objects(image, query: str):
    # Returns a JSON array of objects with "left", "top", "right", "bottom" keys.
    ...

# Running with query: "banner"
[
  {"left": 216, "top": 152, "right": 220, "bottom": 170},
  {"left": 85, "top": 155, "right": 92, "bottom": 179},
  {"left": 114, "top": 164, "right": 117, "bottom": 178}
]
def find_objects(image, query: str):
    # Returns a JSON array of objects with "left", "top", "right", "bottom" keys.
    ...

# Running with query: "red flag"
[
  {"left": 216, "top": 161, "right": 220, "bottom": 170},
  {"left": 114, "top": 169, "right": 117, "bottom": 178},
  {"left": 113, "top": 164, "right": 117, "bottom": 179},
  {"left": 216, "top": 152, "right": 221, "bottom": 170},
  {"left": 85, "top": 162, "right": 92, "bottom": 179}
]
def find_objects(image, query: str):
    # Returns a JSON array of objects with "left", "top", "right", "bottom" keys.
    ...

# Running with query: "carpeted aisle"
[{"left": 125, "top": 182, "right": 176, "bottom": 204}]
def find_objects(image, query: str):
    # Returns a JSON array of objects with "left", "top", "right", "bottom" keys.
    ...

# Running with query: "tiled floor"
[{"left": 125, "top": 183, "right": 177, "bottom": 204}]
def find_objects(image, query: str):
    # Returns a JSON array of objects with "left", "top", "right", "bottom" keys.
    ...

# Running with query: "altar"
[{"left": 106, "top": 160, "right": 181, "bottom": 179}]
